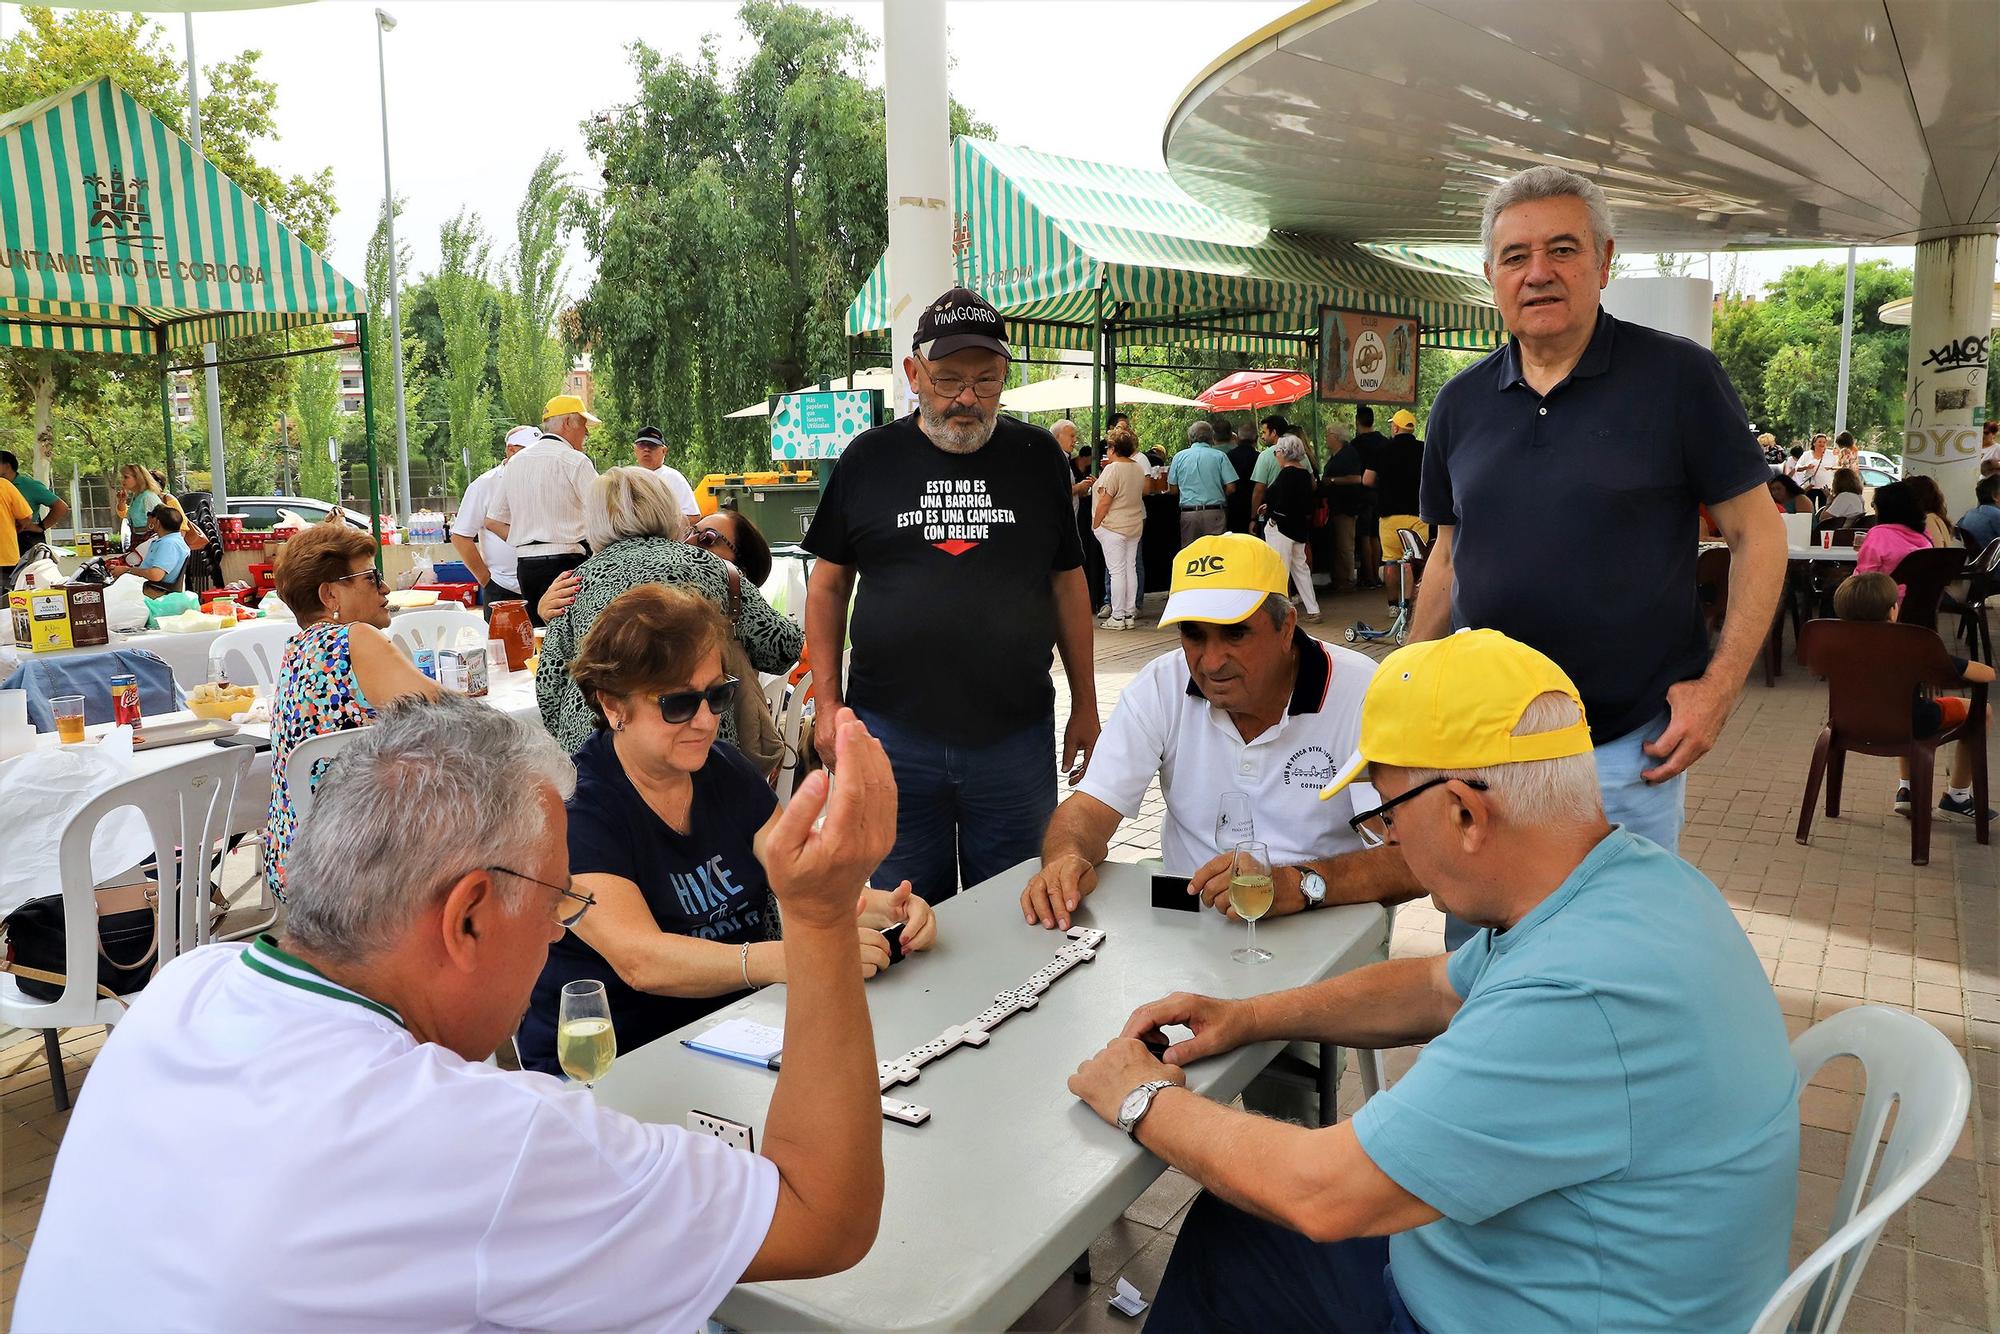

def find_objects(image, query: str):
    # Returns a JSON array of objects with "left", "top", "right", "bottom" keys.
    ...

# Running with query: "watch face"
[{"left": 1119, "top": 1087, "right": 1151, "bottom": 1125}]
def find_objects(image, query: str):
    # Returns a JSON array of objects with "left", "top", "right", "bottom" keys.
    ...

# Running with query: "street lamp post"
[
  {"left": 374, "top": 7, "right": 411, "bottom": 524},
  {"left": 183, "top": 13, "right": 228, "bottom": 515}
]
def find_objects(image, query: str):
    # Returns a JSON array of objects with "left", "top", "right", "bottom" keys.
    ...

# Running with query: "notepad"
[{"left": 684, "top": 1018, "right": 784, "bottom": 1062}]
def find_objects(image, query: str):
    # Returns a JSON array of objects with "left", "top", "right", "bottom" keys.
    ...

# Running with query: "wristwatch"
[
  {"left": 1298, "top": 868, "right": 1328, "bottom": 910},
  {"left": 1117, "top": 1079, "right": 1178, "bottom": 1140}
]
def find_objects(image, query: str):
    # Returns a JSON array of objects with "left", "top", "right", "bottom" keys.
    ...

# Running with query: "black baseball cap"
[
  {"left": 913, "top": 287, "right": 1010, "bottom": 360},
  {"left": 634, "top": 425, "right": 665, "bottom": 446}
]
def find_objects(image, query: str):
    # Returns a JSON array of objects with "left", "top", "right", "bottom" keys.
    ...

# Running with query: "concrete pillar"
[
  {"left": 1902, "top": 229, "right": 1996, "bottom": 502},
  {"left": 1601, "top": 276, "right": 1714, "bottom": 348},
  {"left": 883, "top": 0, "right": 953, "bottom": 419}
]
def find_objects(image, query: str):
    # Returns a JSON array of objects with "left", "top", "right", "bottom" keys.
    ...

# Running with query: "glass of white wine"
[
  {"left": 1228, "top": 841, "right": 1274, "bottom": 965},
  {"left": 557, "top": 979, "right": 617, "bottom": 1089},
  {"left": 1216, "top": 791, "right": 1255, "bottom": 850}
]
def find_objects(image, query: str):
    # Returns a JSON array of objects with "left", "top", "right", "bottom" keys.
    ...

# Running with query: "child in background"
[{"left": 1832, "top": 571, "right": 1994, "bottom": 822}]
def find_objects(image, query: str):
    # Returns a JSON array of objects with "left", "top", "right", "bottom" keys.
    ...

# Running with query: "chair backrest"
[
  {"left": 207, "top": 620, "right": 301, "bottom": 690},
  {"left": 287, "top": 726, "right": 369, "bottom": 826},
  {"left": 1890, "top": 545, "right": 1967, "bottom": 633},
  {"left": 0, "top": 745, "right": 253, "bottom": 1028},
  {"left": 1797, "top": 619, "right": 1965, "bottom": 746},
  {"left": 387, "top": 607, "right": 487, "bottom": 658},
  {"left": 774, "top": 669, "right": 813, "bottom": 802},
  {"left": 0, "top": 648, "right": 183, "bottom": 733},
  {"left": 1750, "top": 1006, "right": 1970, "bottom": 1334},
  {"left": 1696, "top": 545, "right": 1731, "bottom": 638}
]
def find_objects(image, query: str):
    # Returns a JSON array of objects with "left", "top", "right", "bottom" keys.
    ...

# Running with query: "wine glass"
[
  {"left": 557, "top": 979, "right": 616, "bottom": 1088},
  {"left": 1216, "top": 791, "right": 1255, "bottom": 851},
  {"left": 1228, "top": 841, "right": 1274, "bottom": 965}
]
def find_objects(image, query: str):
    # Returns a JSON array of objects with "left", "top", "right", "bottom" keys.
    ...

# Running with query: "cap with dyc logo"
[
  {"left": 1159, "top": 534, "right": 1289, "bottom": 628},
  {"left": 913, "top": 287, "right": 1010, "bottom": 360}
]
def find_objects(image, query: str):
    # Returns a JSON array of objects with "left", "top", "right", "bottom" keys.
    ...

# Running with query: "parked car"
[
  {"left": 1855, "top": 450, "right": 1901, "bottom": 479},
  {"left": 220, "top": 495, "right": 399, "bottom": 537}
]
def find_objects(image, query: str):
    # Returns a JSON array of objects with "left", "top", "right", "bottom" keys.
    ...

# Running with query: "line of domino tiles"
[{"left": 873, "top": 926, "right": 1107, "bottom": 1126}]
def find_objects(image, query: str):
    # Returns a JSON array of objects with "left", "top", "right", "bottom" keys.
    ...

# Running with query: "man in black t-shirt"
[
  {"left": 804, "top": 287, "right": 1098, "bottom": 904},
  {"left": 1223, "top": 422, "right": 1260, "bottom": 533},
  {"left": 1319, "top": 422, "right": 1366, "bottom": 593},
  {"left": 1347, "top": 406, "right": 1388, "bottom": 588},
  {"left": 1359, "top": 408, "right": 1427, "bottom": 585}
]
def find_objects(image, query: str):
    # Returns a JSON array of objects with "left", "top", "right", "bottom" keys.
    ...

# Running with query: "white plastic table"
[
  {"left": 1785, "top": 546, "right": 1862, "bottom": 564},
  {"left": 592, "top": 858, "right": 1390, "bottom": 1332},
  {"left": 1, "top": 624, "right": 226, "bottom": 689}
]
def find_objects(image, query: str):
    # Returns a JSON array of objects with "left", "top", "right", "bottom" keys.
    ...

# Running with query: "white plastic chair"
[
  {"left": 207, "top": 619, "right": 300, "bottom": 689},
  {"left": 1751, "top": 1005, "right": 1972, "bottom": 1334},
  {"left": 287, "top": 726, "right": 370, "bottom": 825},
  {"left": 773, "top": 669, "right": 813, "bottom": 802},
  {"left": 0, "top": 745, "right": 253, "bottom": 1110},
  {"left": 387, "top": 607, "right": 486, "bottom": 658}
]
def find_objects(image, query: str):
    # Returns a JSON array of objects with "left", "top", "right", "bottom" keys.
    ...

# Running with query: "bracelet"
[{"left": 740, "top": 942, "right": 755, "bottom": 990}]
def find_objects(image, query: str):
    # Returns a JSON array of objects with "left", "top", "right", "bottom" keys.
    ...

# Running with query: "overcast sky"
[{"left": 0, "top": 1, "right": 1955, "bottom": 302}]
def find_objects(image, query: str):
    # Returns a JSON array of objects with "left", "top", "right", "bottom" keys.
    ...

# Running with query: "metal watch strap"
[{"left": 1122, "top": 1079, "right": 1176, "bottom": 1139}]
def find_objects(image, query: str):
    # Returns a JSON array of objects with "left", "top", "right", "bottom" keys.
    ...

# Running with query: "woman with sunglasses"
[
  {"left": 533, "top": 468, "right": 802, "bottom": 752},
  {"left": 516, "top": 585, "right": 935, "bottom": 1075},
  {"left": 688, "top": 509, "right": 775, "bottom": 586},
  {"left": 264, "top": 519, "right": 439, "bottom": 901}
]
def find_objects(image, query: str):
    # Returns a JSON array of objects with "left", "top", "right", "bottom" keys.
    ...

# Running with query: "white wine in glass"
[
  {"left": 558, "top": 979, "right": 616, "bottom": 1087},
  {"left": 1229, "top": 841, "right": 1274, "bottom": 965}
]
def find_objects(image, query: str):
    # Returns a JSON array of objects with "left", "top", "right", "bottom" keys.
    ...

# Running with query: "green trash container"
[{"left": 709, "top": 474, "right": 823, "bottom": 546}]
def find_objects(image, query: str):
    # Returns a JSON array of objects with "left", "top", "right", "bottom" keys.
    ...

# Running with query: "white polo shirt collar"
[{"left": 240, "top": 934, "right": 406, "bottom": 1029}]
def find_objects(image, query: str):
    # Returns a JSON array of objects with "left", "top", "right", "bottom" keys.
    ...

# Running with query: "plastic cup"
[
  {"left": 53, "top": 693, "right": 86, "bottom": 744},
  {"left": 487, "top": 639, "right": 510, "bottom": 680}
]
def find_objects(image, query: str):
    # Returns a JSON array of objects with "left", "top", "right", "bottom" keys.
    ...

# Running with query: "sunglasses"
[
  {"left": 1347, "top": 776, "right": 1490, "bottom": 849},
  {"left": 331, "top": 567, "right": 388, "bottom": 591},
  {"left": 657, "top": 677, "right": 740, "bottom": 724},
  {"left": 688, "top": 526, "right": 737, "bottom": 556}
]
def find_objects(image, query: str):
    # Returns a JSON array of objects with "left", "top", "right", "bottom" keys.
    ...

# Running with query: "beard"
[{"left": 918, "top": 400, "right": 998, "bottom": 455}]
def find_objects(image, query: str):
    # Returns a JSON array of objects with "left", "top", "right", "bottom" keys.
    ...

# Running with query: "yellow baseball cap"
[
  {"left": 1160, "top": 534, "right": 1289, "bottom": 627},
  {"left": 541, "top": 394, "right": 602, "bottom": 427},
  {"left": 1391, "top": 408, "right": 1418, "bottom": 432},
  {"left": 1318, "top": 629, "right": 1593, "bottom": 801}
]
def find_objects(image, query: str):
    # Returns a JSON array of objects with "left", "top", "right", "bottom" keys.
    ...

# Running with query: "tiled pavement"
[{"left": 2, "top": 583, "right": 1995, "bottom": 1331}]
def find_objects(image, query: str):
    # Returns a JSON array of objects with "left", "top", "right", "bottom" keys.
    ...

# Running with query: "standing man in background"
[
  {"left": 0, "top": 450, "right": 67, "bottom": 556},
  {"left": 1166, "top": 421, "right": 1238, "bottom": 550},
  {"left": 634, "top": 425, "right": 702, "bottom": 521},
  {"left": 1319, "top": 423, "right": 1365, "bottom": 595},
  {"left": 1224, "top": 421, "right": 1260, "bottom": 533},
  {"left": 1411, "top": 164, "right": 1784, "bottom": 952},
  {"left": 450, "top": 425, "right": 534, "bottom": 609},
  {"left": 803, "top": 287, "right": 1098, "bottom": 905},
  {"left": 1360, "top": 409, "right": 1427, "bottom": 585},
  {"left": 489, "top": 395, "right": 599, "bottom": 626}
]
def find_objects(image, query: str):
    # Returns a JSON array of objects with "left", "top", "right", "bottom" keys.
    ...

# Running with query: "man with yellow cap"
[
  {"left": 1069, "top": 629, "right": 1798, "bottom": 1334},
  {"left": 1359, "top": 407, "right": 1426, "bottom": 587},
  {"left": 1022, "top": 534, "right": 1421, "bottom": 932},
  {"left": 489, "top": 394, "right": 601, "bottom": 625}
]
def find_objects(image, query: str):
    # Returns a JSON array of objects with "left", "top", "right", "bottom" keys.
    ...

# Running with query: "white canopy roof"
[{"left": 999, "top": 375, "right": 1205, "bottom": 414}]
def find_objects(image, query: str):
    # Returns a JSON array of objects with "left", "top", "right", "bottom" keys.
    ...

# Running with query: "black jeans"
[
  {"left": 480, "top": 580, "right": 524, "bottom": 613},
  {"left": 515, "top": 552, "right": 586, "bottom": 627}
]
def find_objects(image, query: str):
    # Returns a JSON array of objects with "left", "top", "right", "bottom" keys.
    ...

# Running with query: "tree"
[
  {"left": 293, "top": 349, "right": 340, "bottom": 502},
  {"left": 576, "top": 0, "right": 991, "bottom": 478},
  {"left": 498, "top": 150, "right": 571, "bottom": 429},
  {"left": 434, "top": 211, "right": 497, "bottom": 492}
]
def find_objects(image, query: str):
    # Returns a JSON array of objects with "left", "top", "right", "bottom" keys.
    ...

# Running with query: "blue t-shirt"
[
  {"left": 1166, "top": 442, "right": 1238, "bottom": 508},
  {"left": 517, "top": 728, "right": 777, "bottom": 1076},
  {"left": 143, "top": 531, "right": 189, "bottom": 585},
  {"left": 1353, "top": 830, "right": 1800, "bottom": 1333},
  {"left": 1958, "top": 502, "right": 2000, "bottom": 553}
]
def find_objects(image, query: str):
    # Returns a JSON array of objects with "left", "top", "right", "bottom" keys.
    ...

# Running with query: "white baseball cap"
[{"left": 503, "top": 425, "right": 539, "bottom": 449}]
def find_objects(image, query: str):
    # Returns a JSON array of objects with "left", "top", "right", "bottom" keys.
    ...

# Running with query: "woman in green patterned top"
[{"left": 535, "top": 468, "right": 803, "bottom": 752}]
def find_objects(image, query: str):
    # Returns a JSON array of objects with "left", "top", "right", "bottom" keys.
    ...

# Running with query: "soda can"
[{"left": 110, "top": 673, "right": 142, "bottom": 736}]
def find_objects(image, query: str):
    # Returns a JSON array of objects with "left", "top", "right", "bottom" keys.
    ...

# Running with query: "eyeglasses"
[
  {"left": 919, "top": 358, "right": 1006, "bottom": 400},
  {"left": 489, "top": 866, "right": 595, "bottom": 927},
  {"left": 331, "top": 567, "right": 388, "bottom": 591},
  {"left": 1347, "top": 776, "right": 1490, "bottom": 849},
  {"left": 657, "top": 677, "right": 740, "bottom": 724},
  {"left": 688, "top": 526, "right": 737, "bottom": 557}
]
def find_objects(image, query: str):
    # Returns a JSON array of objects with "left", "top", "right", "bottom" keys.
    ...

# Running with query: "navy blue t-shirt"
[
  {"left": 517, "top": 728, "right": 777, "bottom": 1075},
  {"left": 1420, "top": 310, "right": 1769, "bottom": 744}
]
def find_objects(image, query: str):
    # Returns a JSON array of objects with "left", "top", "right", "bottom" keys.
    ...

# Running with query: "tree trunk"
[{"left": 32, "top": 356, "right": 56, "bottom": 483}]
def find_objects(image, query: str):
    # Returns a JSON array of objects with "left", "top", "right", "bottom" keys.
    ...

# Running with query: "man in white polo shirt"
[
  {"left": 1022, "top": 534, "right": 1422, "bottom": 931},
  {"left": 489, "top": 393, "right": 600, "bottom": 626},
  {"left": 450, "top": 423, "right": 535, "bottom": 608},
  {"left": 16, "top": 695, "right": 898, "bottom": 1331},
  {"left": 634, "top": 423, "right": 704, "bottom": 520}
]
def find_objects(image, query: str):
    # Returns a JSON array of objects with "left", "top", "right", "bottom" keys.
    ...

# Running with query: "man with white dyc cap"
[
  {"left": 1068, "top": 630, "right": 1799, "bottom": 1333},
  {"left": 450, "top": 424, "right": 537, "bottom": 609},
  {"left": 1023, "top": 533, "right": 1420, "bottom": 929},
  {"left": 489, "top": 394, "right": 601, "bottom": 626}
]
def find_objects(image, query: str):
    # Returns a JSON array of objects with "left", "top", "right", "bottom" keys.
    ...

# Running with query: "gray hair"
[
  {"left": 1051, "top": 419, "right": 1077, "bottom": 440},
  {"left": 1404, "top": 691, "right": 1602, "bottom": 829},
  {"left": 587, "top": 466, "right": 686, "bottom": 550},
  {"left": 1325, "top": 422, "right": 1350, "bottom": 445},
  {"left": 1480, "top": 165, "right": 1616, "bottom": 268},
  {"left": 1187, "top": 421, "right": 1215, "bottom": 446},
  {"left": 283, "top": 696, "right": 577, "bottom": 965},
  {"left": 1258, "top": 592, "right": 1293, "bottom": 630},
  {"left": 1273, "top": 434, "right": 1307, "bottom": 464}
]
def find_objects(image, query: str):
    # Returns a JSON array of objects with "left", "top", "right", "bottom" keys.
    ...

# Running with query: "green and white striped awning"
[
  {"left": 847, "top": 138, "right": 1504, "bottom": 353},
  {"left": 0, "top": 78, "right": 365, "bottom": 356}
]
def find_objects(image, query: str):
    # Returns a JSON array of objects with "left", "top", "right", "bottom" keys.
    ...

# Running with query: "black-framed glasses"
[
  {"left": 1347, "top": 776, "right": 1490, "bottom": 849},
  {"left": 331, "top": 567, "right": 388, "bottom": 591},
  {"left": 490, "top": 866, "right": 595, "bottom": 927},
  {"left": 688, "top": 526, "right": 737, "bottom": 557},
  {"left": 658, "top": 677, "right": 740, "bottom": 725}
]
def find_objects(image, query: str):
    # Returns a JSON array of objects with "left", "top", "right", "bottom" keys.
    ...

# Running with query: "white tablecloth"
[{"left": 0, "top": 625, "right": 228, "bottom": 689}]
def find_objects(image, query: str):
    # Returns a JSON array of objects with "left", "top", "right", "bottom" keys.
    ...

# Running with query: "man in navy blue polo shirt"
[{"left": 1411, "top": 165, "right": 1785, "bottom": 905}]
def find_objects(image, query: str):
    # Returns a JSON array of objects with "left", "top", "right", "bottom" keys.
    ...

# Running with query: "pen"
[{"left": 681, "top": 1041, "right": 781, "bottom": 1071}]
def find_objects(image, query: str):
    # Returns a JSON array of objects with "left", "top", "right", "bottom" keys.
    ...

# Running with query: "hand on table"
[
  {"left": 1068, "top": 1038, "right": 1185, "bottom": 1126},
  {"left": 755, "top": 708, "right": 896, "bottom": 930},
  {"left": 1119, "top": 991, "right": 1254, "bottom": 1067},
  {"left": 1020, "top": 852, "right": 1097, "bottom": 930},
  {"left": 1190, "top": 855, "right": 1304, "bottom": 920}
]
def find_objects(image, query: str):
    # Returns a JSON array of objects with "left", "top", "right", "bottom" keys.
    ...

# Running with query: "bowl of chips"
[{"left": 188, "top": 681, "right": 259, "bottom": 721}]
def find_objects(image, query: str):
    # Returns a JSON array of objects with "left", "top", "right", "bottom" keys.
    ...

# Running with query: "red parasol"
[{"left": 1194, "top": 370, "right": 1316, "bottom": 412}]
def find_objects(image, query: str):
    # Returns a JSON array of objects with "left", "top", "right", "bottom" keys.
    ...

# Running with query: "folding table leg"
[
  {"left": 42, "top": 1028, "right": 69, "bottom": 1112},
  {"left": 1071, "top": 1250, "right": 1091, "bottom": 1284}
]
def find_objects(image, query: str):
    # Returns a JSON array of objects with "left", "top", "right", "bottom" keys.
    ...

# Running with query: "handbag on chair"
[{"left": 1, "top": 881, "right": 160, "bottom": 1003}]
